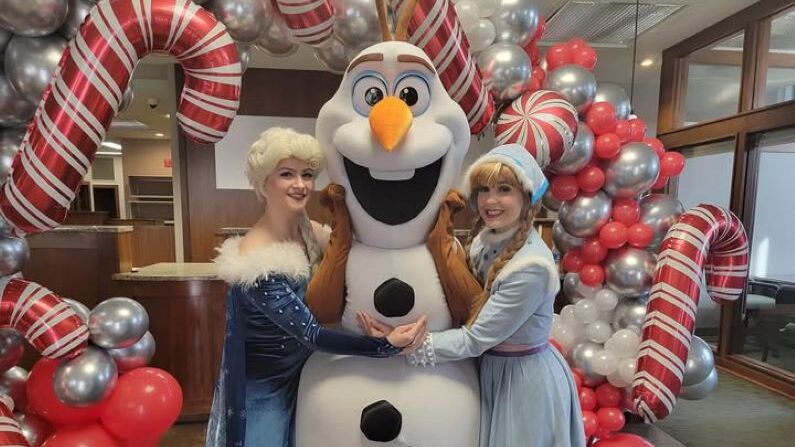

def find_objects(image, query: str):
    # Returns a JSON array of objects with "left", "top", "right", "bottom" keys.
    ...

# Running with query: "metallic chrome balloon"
[
  {"left": 603, "top": 143, "right": 660, "bottom": 198},
  {"left": 0, "top": 29, "right": 10, "bottom": 56},
  {"left": 558, "top": 191, "right": 612, "bottom": 238},
  {"left": 541, "top": 189, "right": 562, "bottom": 212},
  {"left": 544, "top": 65, "right": 597, "bottom": 113},
  {"left": 211, "top": 0, "right": 269, "bottom": 43},
  {"left": 314, "top": 37, "right": 351, "bottom": 74},
  {"left": 53, "top": 346, "right": 117, "bottom": 406},
  {"left": 107, "top": 331, "right": 156, "bottom": 372},
  {"left": 118, "top": 86, "right": 134, "bottom": 113},
  {"left": 0, "top": 141, "right": 18, "bottom": 184},
  {"left": 605, "top": 247, "right": 656, "bottom": 296},
  {"left": 467, "top": 19, "right": 497, "bottom": 53},
  {"left": 595, "top": 83, "right": 632, "bottom": 120},
  {"left": 236, "top": 43, "right": 251, "bottom": 73},
  {"left": 569, "top": 341, "right": 605, "bottom": 385},
  {"left": 0, "top": 71, "right": 36, "bottom": 126},
  {"left": 63, "top": 298, "right": 91, "bottom": 323},
  {"left": 0, "top": 328, "right": 24, "bottom": 373},
  {"left": 553, "top": 220, "right": 584, "bottom": 253},
  {"left": 4, "top": 34, "right": 68, "bottom": 103},
  {"left": 13, "top": 412, "right": 52, "bottom": 447},
  {"left": 88, "top": 297, "right": 150, "bottom": 349},
  {"left": 682, "top": 335, "right": 715, "bottom": 387},
  {"left": 611, "top": 296, "right": 649, "bottom": 334},
  {"left": 333, "top": 0, "right": 380, "bottom": 49},
  {"left": 477, "top": 43, "right": 533, "bottom": 102},
  {"left": 563, "top": 272, "right": 584, "bottom": 301},
  {"left": 255, "top": 17, "right": 299, "bottom": 57},
  {"left": 680, "top": 367, "right": 718, "bottom": 400},
  {"left": 0, "top": 235, "right": 29, "bottom": 276},
  {"left": 0, "top": 366, "right": 28, "bottom": 411},
  {"left": 59, "top": 0, "right": 96, "bottom": 40},
  {"left": 639, "top": 194, "right": 684, "bottom": 250},
  {"left": 488, "top": 0, "right": 539, "bottom": 45},
  {"left": 549, "top": 122, "right": 594, "bottom": 174},
  {"left": 0, "top": 0, "right": 69, "bottom": 37}
]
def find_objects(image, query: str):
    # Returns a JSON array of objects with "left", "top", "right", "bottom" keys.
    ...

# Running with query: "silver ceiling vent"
[{"left": 543, "top": 1, "right": 684, "bottom": 46}]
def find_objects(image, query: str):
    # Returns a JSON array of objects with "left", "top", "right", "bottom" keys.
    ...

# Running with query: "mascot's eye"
[
  {"left": 365, "top": 87, "right": 384, "bottom": 106},
  {"left": 394, "top": 74, "right": 430, "bottom": 116},
  {"left": 352, "top": 74, "right": 387, "bottom": 116}
]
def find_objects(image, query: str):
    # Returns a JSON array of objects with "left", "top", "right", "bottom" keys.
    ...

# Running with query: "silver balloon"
[
  {"left": 63, "top": 298, "right": 91, "bottom": 323},
  {"left": 595, "top": 83, "right": 632, "bottom": 120},
  {"left": 682, "top": 335, "right": 715, "bottom": 387},
  {"left": 544, "top": 65, "right": 597, "bottom": 113},
  {"left": 0, "top": 0, "right": 69, "bottom": 37},
  {"left": 541, "top": 189, "right": 562, "bottom": 212},
  {"left": 552, "top": 220, "right": 584, "bottom": 253},
  {"left": 236, "top": 43, "right": 251, "bottom": 73},
  {"left": 477, "top": 43, "right": 532, "bottom": 102},
  {"left": 59, "top": 0, "right": 96, "bottom": 40},
  {"left": 4, "top": 34, "right": 68, "bottom": 103},
  {"left": 488, "top": 0, "right": 539, "bottom": 45},
  {"left": 255, "top": 16, "right": 299, "bottom": 57},
  {"left": 118, "top": 86, "right": 134, "bottom": 113},
  {"left": 13, "top": 412, "right": 52, "bottom": 447},
  {"left": 569, "top": 341, "right": 605, "bottom": 386},
  {"left": 333, "top": 0, "right": 380, "bottom": 49},
  {"left": 605, "top": 247, "right": 656, "bottom": 296},
  {"left": 0, "top": 329, "right": 24, "bottom": 373},
  {"left": 549, "top": 122, "right": 594, "bottom": 174},
  {"left": 0, "top": 366, "right": 28, "bottom": 412},
  {"left": 611, "top": 296, "right": 649, "bottom": 334},
  {"left": 211, "top": 0, "right": 270, "bottom": 43},
  {"left": 563, "top": 272, "right": 584, "bottom": 301},
  {"left": 0, "top": 139, "right": 19, "bottom": 183},
  {"left": 603, "top": 143, "right": 660, "bottom": 198},
  {"left": 0, "top": 71, "right": 36, "bottom": 126},
  {"left": 314, "top": 37, "right": 351, "bottom": 74},
  {"left": 558, "top": 191, "right": 612, "bottom": 238},
  {"left": 0, "top": 235, "right": 29, "bottom": 276},
  {"left": 680, "top": 367, "right": 718, "bottom": 400},
  {"left": 53, "top": 346, "right": 117, "bottom": 406},
  {"left": 107, "top": 331, "right": 156, "bottom": 372},
  {"left": 0, "top": 29, "right": 10, "bottom": 56},
  {"left": 639, "top": 194, "right": 684, "bottom": 250},
  {"left": 88, "top": 297, "right": 150, "bottom": 349}
]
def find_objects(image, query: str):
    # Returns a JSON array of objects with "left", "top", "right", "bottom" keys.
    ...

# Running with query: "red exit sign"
[{"left": 164, "top": 158, "right": 172, "bottom": 168}]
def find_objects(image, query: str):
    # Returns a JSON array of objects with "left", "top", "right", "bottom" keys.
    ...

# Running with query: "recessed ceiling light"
[
  {"left": 101, "top": 141, "right": 122, "bottom": 150},
  {"left": 163, "top": 113, "right": 170, "bottom": 118},
  {"left": 640, "top": 58, "right": 654, "bottom": 67},
  {"left": 155, "top": 132, "right": 165, "bottom": 137}
]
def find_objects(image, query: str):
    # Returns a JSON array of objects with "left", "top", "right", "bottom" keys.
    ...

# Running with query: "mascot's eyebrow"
[
  {"left": 397, "top": 54, "right": 436, "bottom": 74},
  {"left": 347, "top": 53, "right": 385, "bottom": 72}
]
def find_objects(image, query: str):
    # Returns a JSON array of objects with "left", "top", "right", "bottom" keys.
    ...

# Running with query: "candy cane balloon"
[
  {"left": 275, "top": 0, "right": 336, "bottom": 47},
  {"left": 633, "top": 205, "right": 749, "bottom": 422},
  {"left": 0, "top": 395, "right": 27, "bottom": 446},
  {"left": 0, "top": 0, "right": 241, "bottom": 236}
]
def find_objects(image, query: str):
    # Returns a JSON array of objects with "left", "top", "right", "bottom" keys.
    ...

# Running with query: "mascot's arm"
[
  {"left": 427, "top": 190, "right": 483, "bottom": 326},
  {"left": 305, "top": 184, "right": 351, "bottom": 323}
]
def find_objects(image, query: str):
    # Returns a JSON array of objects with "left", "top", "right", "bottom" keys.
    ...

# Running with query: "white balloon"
[
  {"left": 608, "top": 329, "right": 641, "bottom": 358},
  {"left": 585, "top": 320, "right": 613, "bottom": 344},
  {"left": 594, "top": 288, "right": 619, "bottom": 311},
  {"left": 577, "top": 282, "right": 601, "bottom": 298},
  {"left": 473, "top": 0, "right": 498, "bottom": 17},
  {"left": 552, "top": 324, "right": 578, "bottom": 353},
  {"left": 574, "top": 299, "right": 599, "bottom": 324},
  {"left": 455, "top": 1, "right": 481, "bottom": 32},
  {"left": 607, "top": 370, "right": 631, "bottom": 388},
  {"left": 591, "top": 349, "right": 618, "bottom": 376},
  {"left": 561, "top": 304, "right": 578, "bottom": 326},
  {"left": 617, "top": 357, "right": 637, "bottom": 384},
  {"left": 466, "top": 19, "right": 496, "bottom": 53}
]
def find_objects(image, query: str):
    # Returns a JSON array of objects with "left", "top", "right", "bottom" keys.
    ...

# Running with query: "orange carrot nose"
[{"left": 369, "top": 96, "right": 412, "bottom": 151}]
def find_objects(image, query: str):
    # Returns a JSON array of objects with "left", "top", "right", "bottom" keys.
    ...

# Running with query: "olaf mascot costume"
[{"left": 294, "top": 10, "right": 484, "bottom": 447}]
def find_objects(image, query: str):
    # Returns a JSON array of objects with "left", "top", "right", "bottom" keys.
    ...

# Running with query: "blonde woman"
[
  {"left": 360, "top": 144, "right": 585, "bottom": 447},
  {"left": 206, "top": 127, "right": 427, "bottom": 447}
]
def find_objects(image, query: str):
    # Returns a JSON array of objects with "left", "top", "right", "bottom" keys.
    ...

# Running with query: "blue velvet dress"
[{"left": 206, "top": 240, "right": 399, "bottom": 447}]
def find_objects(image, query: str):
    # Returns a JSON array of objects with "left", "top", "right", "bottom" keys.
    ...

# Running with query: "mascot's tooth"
[{"left": 369, "top": 168, "right": 416, "bottom": 181}]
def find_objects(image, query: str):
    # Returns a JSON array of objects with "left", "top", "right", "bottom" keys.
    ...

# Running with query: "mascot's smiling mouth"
[{"left": 343, "top": 156, "right": 443, "bottom": 225}]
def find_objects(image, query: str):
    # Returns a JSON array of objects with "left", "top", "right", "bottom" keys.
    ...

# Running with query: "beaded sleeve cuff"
[{"left": 407, "top": 333, "right": 436, "bottom": 367}]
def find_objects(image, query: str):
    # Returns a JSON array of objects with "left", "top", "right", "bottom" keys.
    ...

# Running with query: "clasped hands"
[{"left": 356, "top": 311, "right": 428, "bottom": 355}]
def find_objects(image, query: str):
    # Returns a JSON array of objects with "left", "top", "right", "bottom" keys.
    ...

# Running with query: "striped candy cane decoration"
[
  {"left": 275, "top": 0, "right": 336, "bottom": 48},
  {"left": 633, "top": 205, "right": 748, "bottom": 422},
  {"left": 0, "top": 394, "right": 27, "bottom": 447},
  {"left": 390, "top": 0, "right": 494, "bottom": 135},
  {"left": 0, "top": 0, "right": 241, "bottom": 236}
]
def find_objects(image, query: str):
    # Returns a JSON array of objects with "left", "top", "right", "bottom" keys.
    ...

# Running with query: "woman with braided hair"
[{"left": 359, "top": 144, "right": 586, "bottom": 447}]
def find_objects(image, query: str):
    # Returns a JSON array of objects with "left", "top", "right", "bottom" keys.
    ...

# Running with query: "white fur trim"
[
  {"left": 494, "top": 255, "right": 560, "bottom": 295},
  {"left": 313, "top": 223, "right": 332, "bottom": 250},
  {"left": 478, "top": 224, "right": 520, "bottom": 246},
  {"left": 214, "top": 237, "right": 310, "bottom": 288},
  {"left": 461, "top": 154, "right": 535, "bottom": 198}
]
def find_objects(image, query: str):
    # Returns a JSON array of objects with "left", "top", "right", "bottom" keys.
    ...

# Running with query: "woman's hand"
[{"left": 357, "top": 312, "right": 428, "bottom": 354}]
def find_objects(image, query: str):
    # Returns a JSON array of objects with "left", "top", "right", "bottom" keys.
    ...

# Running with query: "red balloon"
[
  {"left": 660, "top": 151, "right": 686, "bottom": 177},
  {"left": 592, "top": 433, "right": 655, "bottom": 447},
  {"left": 597, "top": 407, "right": 626, "bottom": 432},
  {"left": 121, "top": 437, "right": 160, "bottom": 447},
  {"left": 578, "top": 387, "right": 597, "bottom": 411},
  {"left": 41, "top": 424, "right": 121, "bottom": 447},
  {"left": 528, "top": 76, "right": 543, "bottom": 93},
  {"left": 27, "top": 358, "right": 104, "bottom": 427},
  {"left": 581, "top": 238, "right": 608, "bottom": 264},
  {"left": 572, "top": 371, "right": 583, "bottom": 390},
  {"left": 572, "top": 45, "right": 597, "bottom": 71},
  {"left": 595, "top": 134, "right": 622, "bottom": 159},
  {"left": 585, "top": 102, "right": 618, "bottom": 136},
  {"left": 651, "top": 174, "right": 669, "bottom": 191},
  {"left": 582, "top": 410, "right": 599, "bottom": 438},
  {"left": 643, "top": 137, "right": 666, "bottom": 158},
  {"left": 568, "top": 37, "right": 588, "bottom": 50},
  {"left": 627, "top": 223, "right": 653, "bottom": 248},
  {"left": 101, "top": 368, "right": 183, "bottom": 440},
  {"left": 611, "top": 198, "right": 640, "bottom": 225},
  {"left": 549, "top": 338, "right": 562, "bottom": 353},
  {"left": 628, "top": 118, "right": 647, "bottom": 141},
  {"left": 533, "top": 16, "right": 547, "bottom": 42},
  {"left": 562, "top": 249, "right": 585, "bottom": 273},
  {"left": 614, "top": 120, "right": 633, "bottom": 143},
  {"left": 525, "top": 41, "right": 541, "bottom": 66},
  {"left": 551, "top": 175, "right": 580, "bottom": 201},
  {"left": 580, "top": 264, "right": 605, "bottom": 286},
  {"left": 546, "top": 43, "right": 574, "bottom": 70},
  {"left": 595, "top": 384, "right": 622, "bottom": 408},
  {"left": 599, "top": 222, "right": 628, "bottom": 249},
  {"left": 577, "top": 166, "right": 606, "bottom": 193},
  {"left": 532, "top": 66, "right": 546, "bottom": 83},
  {"left": 595, "top": 427, "right": 613, "bottom": 439}
]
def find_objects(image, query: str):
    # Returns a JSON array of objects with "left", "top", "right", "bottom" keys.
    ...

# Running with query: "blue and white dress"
[
  {"left": 206, "top": 238, "right": 400, "bottom": 447},
  {"left": 417, "top": 228, "right": 585, "bottom": 447}
]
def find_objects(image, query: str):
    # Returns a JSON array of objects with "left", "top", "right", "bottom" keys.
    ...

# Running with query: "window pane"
[
  {"left": 683, "top": 31, "right": 744, "bottom": 127},
  {"left": 759, "top": 7, "right": 795, "bottom": 107},
  {"left": 674, "top": 139, "right": 736, "bottom": 344},
  {"left": 739, "top": 127, "right": 795, "bottom": 373}
]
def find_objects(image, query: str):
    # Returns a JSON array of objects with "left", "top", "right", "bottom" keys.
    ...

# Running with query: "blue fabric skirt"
[{"left": 479, "top": 347, "right": 586, "bottom": 447}]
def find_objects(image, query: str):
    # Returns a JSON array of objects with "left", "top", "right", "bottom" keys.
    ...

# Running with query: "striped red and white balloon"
[
  {"left": 390, "top": 0, "right": 494, "bottom": 135},
  {"left": 0, "top": 0, "right": 241, "bottom": 236},
  {"left": 633, "top": 205, "right": 749, "bottom": 422},
  {"left": 495, "top": 89, "right": 578, "bottom": 169},
  {"left": 275, "top": 0, "right": 336, "bottom": 47},
  {"left": 0, "top": 394, "right": 27, "bottom": 446}
]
